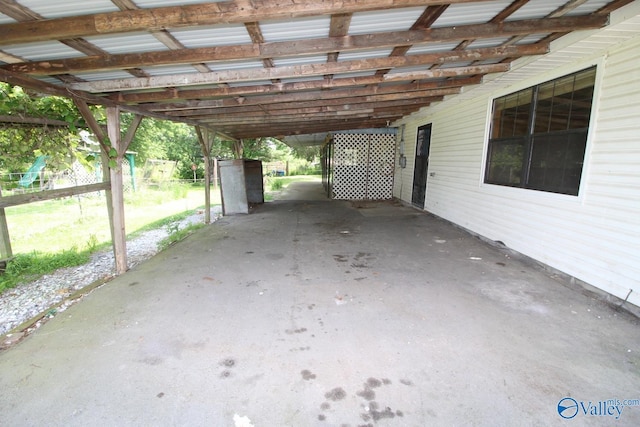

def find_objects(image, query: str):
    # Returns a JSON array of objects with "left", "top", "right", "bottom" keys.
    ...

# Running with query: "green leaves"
[{"left": 0, "top": 82, "right": 89, "bottom": 172}]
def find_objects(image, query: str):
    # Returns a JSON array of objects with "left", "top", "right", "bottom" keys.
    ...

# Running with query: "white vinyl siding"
[{"left": 393, "top": 28, "right": 640, "bottom": 307}]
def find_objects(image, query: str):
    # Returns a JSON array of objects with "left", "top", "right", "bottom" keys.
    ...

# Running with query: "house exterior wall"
[{"left": 393, "top": 13, "right": 640, "bottom": 307}]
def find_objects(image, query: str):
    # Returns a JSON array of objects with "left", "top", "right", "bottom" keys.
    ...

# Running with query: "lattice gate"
[{"left": 332, "top": 133, "right": 395, "bottom": 200}]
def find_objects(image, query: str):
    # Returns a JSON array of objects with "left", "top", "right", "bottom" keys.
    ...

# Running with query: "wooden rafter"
[
  {"left": 0, "top": 0, "right": 489, "bottom": 45},
  {"left": 1, "top": 16, "right": 603, "bottom": 76},
  {"left": 0, "top": 0, "right": 628, "bottom": 141},
  {"left": 0, "top": 0, "right": 148, "bottom": 80},
  {"left": 111, "top": 0, "right": 211, "bottom": 73}
]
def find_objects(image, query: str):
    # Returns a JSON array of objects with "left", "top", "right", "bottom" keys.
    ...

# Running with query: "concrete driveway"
[{"left": 1, "top": 180, "right": 639, "bottom": 426}]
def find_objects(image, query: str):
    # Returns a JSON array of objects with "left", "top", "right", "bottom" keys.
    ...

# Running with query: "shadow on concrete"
[{"left": 1, "top": 179, "right": 639, "bottom": 426}]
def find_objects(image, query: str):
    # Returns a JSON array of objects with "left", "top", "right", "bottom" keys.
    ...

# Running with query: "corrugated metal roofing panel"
[
  {"left": 432, "top": 1, "right": 515, "bottom": 27},
  {"left": 407, "top": 42, "right": 464, "bottom": 54},
  {"left": 439, "top": 61, "right": 475, "bottom": 69},
  {"left": 568, "top": 0, "right": 611, "bottom": 15},
  {"left": 278, "top": 76, "right": 325, "bottom": 85},
  {"left": 227, "top": 80, "right": 274, "bottom": 87},
  {"left": 143, "top": 65, "right": 201, "bottom": 77},
  {"left": 338, "top": 49, "right": 394, "bottom": 61},
  {"left": 273, "top": 55, "right": 329, "bottom": 67},
  {"left": 2, "top": 42, "right": 86, "bottom": 61},
  {"left": 466, "top": 38, "right": 512, "bottom": 49},
  {"left": 35, "top": 76, "right": 63, "bottom": 85},
  {"left": 505, "top": 1, "right": 558, "bottom": 20},
  {"left": 0, "top": 14, "right": 16, "bottom": 24},
  {"left": 349, "top": 7, "right": 425, "bottom": 35},
  {"left": 331, "top": 71, "right": 377, "bottom": 79},
  {"left": 84, "top": 33, "right": 169, "bottom": 54},
  {"left": 73, "top": 70, "right": 138, "bottom": 81},
  {"left": 260, "top": 16, "right": 330, "bottom": 42},
  {"left": 134, "top": 0, "right": 226, "bottom": 7},
  {"left": 171, "top": 24, "right": 253, "bottom": 48},
  {"left": 385, "top": 65, "right": 431, "bottom": 75},
  {"left": 17, "top": 0, "right": 118, "bottom": 18},
  {"left": 206, "top": 60, "right": 265, "bottom": 71},
  {"left": 504, "top": 0, "right": 608, "bottom": 21},
  {"left": 517, "top": 34, "right": 548, "bottom": 45}
]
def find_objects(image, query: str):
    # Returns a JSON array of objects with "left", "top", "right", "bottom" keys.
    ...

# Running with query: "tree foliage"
[
  {"left": 241, "top": 137, "right": 292, "bottom": 162},
  {"left": 1, "top": 83, "right": 314, "bottom": 182},
  {"left": 0, "top": 83, "right": 87, "bottom": 173},
  {"left": 291, "top": 145, "right": 321, "bottom": 162}
]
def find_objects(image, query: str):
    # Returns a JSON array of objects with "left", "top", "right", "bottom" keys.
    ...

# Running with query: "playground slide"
[{"left": 18, "top": 155, "right": 48, "bottom": 188}]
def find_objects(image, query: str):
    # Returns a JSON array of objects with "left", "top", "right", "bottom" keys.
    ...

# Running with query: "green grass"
[
  {"left": 5, "top": 183, "right": 219, "bottom": 254},
  {"left": 1, "top": 250, "right": 91, "bottom": 293},
  {"left": 1, "top": 182, "right": 221, "bottom": 294}
]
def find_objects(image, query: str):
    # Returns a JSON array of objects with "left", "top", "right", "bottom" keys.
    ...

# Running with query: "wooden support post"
[
  {"left": 213, "top": 158, "right": 218, "bottom": 189},
  {"left": 74, "top": 99, "right": 117, "bottom": 269},
  {"left": 106, "top": 107, "right": 127, "bottom": 275},
  {"left": 196, "top": 126, "right": 216, "bottom": 224},
  {"left": 0, "top": 187, "right": 13, "bottom": 261},
  {"left": 75, "top": 99, "right": 142, "bottom": 276},
  {"left": 233, "top": 139, "right": 244, "bottom": 159}
]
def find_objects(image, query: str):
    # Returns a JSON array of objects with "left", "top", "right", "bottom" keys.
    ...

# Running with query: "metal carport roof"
[{"left": 0, "top": 0, "right": 632, "bottom": 143}]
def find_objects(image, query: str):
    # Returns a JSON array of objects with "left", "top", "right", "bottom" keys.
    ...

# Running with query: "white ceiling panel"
[
  {"left": 432, "top": 1, "right": 515, "bottom": 27},
  {"left": 84, "top": 33, "right": 168, "bottom": 54},
  {"left": 349, "top": 7, "right": 425, "bottom": 35},
  {"left": 143, "top": 65, "right": 201, "bottom": 77},
  {"left": 260, "top": 16, "right": 330, "bottom": 42},
  {"left": 338, "top": 49, "right": 394, "bottom": 62},
  {"left": 207, "top": 60, "right": 265, "bottom": 72},
  {"left": 171, "top": 24, "right": 252, "bottom": 48},
  {"left": 16, "top": 0, "right": 118, "bottom": 18},
  {"left": 0, "top": 14, "right": 16, "bottom": 24},
  {"left": 133, "top": 0, "right": 226, "bottom": 7},
  {"left": 407, "top": 42, "right": 462, "bottom": 55},
  {"left": 73, "top": 70, "right": 138, "bottom": 81},
  {"left": 273, "top": 55, "right": 329, "bottom": 67},
  {"left": 2, "top": 42, "right": 86, "bottom": 61}
]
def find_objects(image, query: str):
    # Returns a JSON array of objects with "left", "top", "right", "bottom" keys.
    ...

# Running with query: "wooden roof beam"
[
  {"left": 0, "top": 0, "right": 487, "bottom": 45},
  {"left": 72, "top": 60, "right": 511, "bottom": 93},
  {"left": 166, "top": 96, "right": 446, "bottom": 118},
  {"left": 162, "top": 92, "right": 453, "bottom": 117},
  {"left": 3, "top": 16, "right": 609, "bottom": 76},
  {"left": 120, "top": 75, "right": 482, "bottom": 104}
]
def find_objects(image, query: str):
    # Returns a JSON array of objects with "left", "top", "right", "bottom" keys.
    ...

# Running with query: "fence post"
[{"left": 0, "top": 187, "right": 13, "bottom": 261}]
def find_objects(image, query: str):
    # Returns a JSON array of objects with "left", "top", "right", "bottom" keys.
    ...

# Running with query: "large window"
[{"left": 485, "top": 67, "right": 596, "bottom": 195}]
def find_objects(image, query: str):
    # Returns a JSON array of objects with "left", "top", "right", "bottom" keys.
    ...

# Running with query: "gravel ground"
[{"left": 0, "top": 207, "right": 221, "bottom": 338}]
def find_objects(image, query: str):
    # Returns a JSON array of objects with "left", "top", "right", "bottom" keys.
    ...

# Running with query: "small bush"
[{"left": 270, "top": 178, "right": 285, "bottom": 191}]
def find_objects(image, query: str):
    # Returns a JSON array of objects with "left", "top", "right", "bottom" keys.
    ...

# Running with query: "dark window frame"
[{"left": 485, "top": 67, "right": 596, "bottom": 196}]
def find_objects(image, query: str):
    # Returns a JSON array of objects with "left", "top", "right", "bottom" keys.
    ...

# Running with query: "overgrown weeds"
[{"left": 158, "top": 223, "right": 204, "bottom": 251}]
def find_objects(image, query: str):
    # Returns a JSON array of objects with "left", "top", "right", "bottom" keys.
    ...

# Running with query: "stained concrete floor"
[{"left": 1, "top": 180, "right": 639, "bottom": 426}]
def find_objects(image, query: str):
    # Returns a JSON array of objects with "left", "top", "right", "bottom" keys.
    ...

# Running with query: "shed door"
[{"left": 412, "top": 124, "right": 432, "bottom": 208}]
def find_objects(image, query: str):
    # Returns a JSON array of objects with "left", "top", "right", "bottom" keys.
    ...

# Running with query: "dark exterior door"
[{"left": 412, "top": 124, "right": 432, "bottom": 208}]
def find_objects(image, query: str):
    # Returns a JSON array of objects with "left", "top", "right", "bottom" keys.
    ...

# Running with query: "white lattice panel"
[
  {"left": 333, "top": 134, "right": 368, "bottom": 199},
  {"left": 332, "top": 133, "right": 395, "bottom": 200},
  {"left": 367, "top": 134, "right": 395, "bottom": 200}
]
